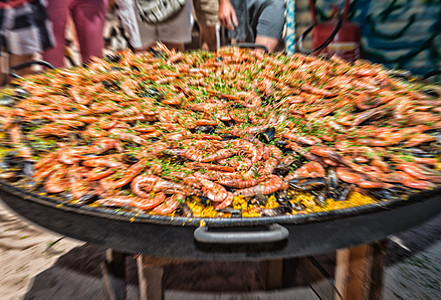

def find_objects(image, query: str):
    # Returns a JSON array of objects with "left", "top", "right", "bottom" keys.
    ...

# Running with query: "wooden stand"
[{"left": 102, "top": 241, "right": 387, "bottom": 300}]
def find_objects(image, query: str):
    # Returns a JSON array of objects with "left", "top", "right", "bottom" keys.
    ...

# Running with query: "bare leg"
[
  {"left": 199, "top": 24, "right": 217, "bottom": 51},
  {"left": 163, "top": 42, "right": 185, "bottom": 51},
  {"left": 3, "top": 54, "right": 34, "bottom": 84},
  {"left": 255, "top": 35, "right": 279, "bottom": 53}
]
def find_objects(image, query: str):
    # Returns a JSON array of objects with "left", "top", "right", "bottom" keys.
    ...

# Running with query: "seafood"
[{"left": 0, "top": 45, "right": 440, "bottom": 218}]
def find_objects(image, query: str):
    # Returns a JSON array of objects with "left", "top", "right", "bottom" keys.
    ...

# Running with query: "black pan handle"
[
  {"left": 9, "top": 60, "right": 56, "bottom": 79},
  {"left": 194, "top": 224, "right": 289, "bottom": 244},
  {"left": 231, "top": 43, "right": 269, "bottom": 54}
]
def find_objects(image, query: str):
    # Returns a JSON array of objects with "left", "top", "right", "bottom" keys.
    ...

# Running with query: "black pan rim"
[{"left": 1, "top": 178, "right": 439, "bottom": 227}]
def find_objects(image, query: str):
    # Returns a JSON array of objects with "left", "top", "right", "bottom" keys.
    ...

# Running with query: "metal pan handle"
[
  {"left": 194, "top": 224, "right": 289, "bottom": 244},
  {"left": 9, "top": 60, "right": 56, "bottom": 79},
  {"left": 230, "top": 43, "right": 269, "bottom": 54}
]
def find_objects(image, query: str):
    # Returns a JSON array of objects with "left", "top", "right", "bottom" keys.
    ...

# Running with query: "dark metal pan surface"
[{"left": 1, "top": 179, "right": 441, "bottom": 260}]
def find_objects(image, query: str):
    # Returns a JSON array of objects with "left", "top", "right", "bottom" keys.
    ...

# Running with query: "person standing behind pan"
[
  {"left": 43, "top": 0, "right": 108, "bottom": 68},
  {"left": 193, "top": 0, "right": 219, "bottom": 51},
  {"left": 218, "top": 0, "right": 285, "bottom": 53},
  {"left": 117, "top": 0, "right": 193, "bottom": 51},
  {"left": 0, "top": 0, "right": 54, "bottom": 85}
]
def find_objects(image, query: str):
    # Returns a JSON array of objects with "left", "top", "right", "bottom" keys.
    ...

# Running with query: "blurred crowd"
[{"left": 0, "top": 0, "right": 286, "bottom": 86}]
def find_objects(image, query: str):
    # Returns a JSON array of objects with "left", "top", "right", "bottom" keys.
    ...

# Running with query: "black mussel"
[
  {"left": 217, "top": 208, "right": 242, "bottom": 217},
  {"left": 388, "top": 70, "right": 412, "bottom": 80},
  {"left": 123, "top": 154, "right": 139, "bottom": 164},
  {"left": 261, "top": 204, "right": 292, "bottom": 216},
  {"left": 148, "top": 49, "right": 166, "bottom": 58},
  {"left": 289, "top": 177, "right": 327, "bottom": 191},
  {"left": 175, "top": 203, "right": 193, "bottom": 217},
  {"left": 222, "top": 120, "right": 236, "bottom": 127},
  {"left": 215, "top": 56, "right": 223, "bottom": 62},
  {"left": 328, "top": 183, "right": 354, "bottom": 201},
  {"left": 149, "top": 137, "right": 161, "bottom": 142},
  {"left": 249, "top": 194, "right": 268, "bottom": 206},
  {"left": 60, "top": 191, "right": 74, "bottom": 202},
  {"left": 101, "top": 80, "right": 121, "bottom": 92},
  {"left": 230, "top": 103, "right": 245, "bottom": 109},
  {"left": 111, "top": 66, "right": 123, "bottom": 71},
  {"left": 2, "top": 151, "right": 21, "bottom": 169},
  {"left": 312, "top": 191, "right": 327, "bottom": 207},
  {"left": 139, "top": 87, "right": 163, "bottom": 99},
  {"left": 260, "top": 95, "right": 274, "bottom": 106},
  {"left": 77, "top": 192, "right": 99, "bottom": 204},
  {"left": 327, "top": 169, "right": 340, "bottom": 197},
  {"left": 14, "top": 87, "right": 30, "bottom": 99},
  {"left": 193, "top": 125, "right": 215, "bottom": 134},
  {"left": 404, "top": 147, "right": 435, "bottom": 158},
  {"left": 104, "top": 54, "right": 122, "bottom": 63},
  {"left": 275, "top": 190, "right": 292, "bottom": 203},
  {"left": 257, "top": 127, "right": 276, "bottom": 143},
  {"left": 199, "top": 196, "right": 209, "bottom": 206},
  {"left": 422, "top": 89, "right": 440, "bottom": 98},
  {"left": 22, "top": 161, "right": 34, "bottom": 178},
  {"left": 273, "top": 139, "right": 288, "bottom": 148},
  {"left": 292, "top": 202, "right": 306, "bottom": 211},
  {"left": 0, "top": 95, "right": 16, "bottom": 107},
  {"left": 363, "top": 186, "right": 407, "bottom": 201},
  {"left": 221, "top": 134, "right": 238, "bottom": 140},
  {"left": 130, "top": 65, "right": 141, "bottom": 72}
]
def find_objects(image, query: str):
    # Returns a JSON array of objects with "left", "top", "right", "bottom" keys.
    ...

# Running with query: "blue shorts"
[{"left": 229, "top": 0, "right": 285, "bottom": 42}]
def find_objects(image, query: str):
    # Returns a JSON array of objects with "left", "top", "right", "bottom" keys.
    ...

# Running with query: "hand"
[{"left": 218, "top": 0, "right": 238, "bottom": 31}]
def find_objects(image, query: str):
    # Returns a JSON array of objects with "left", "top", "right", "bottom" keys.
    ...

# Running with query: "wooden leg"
[
  {"left": 297, "top": 256, "right": 335, "bottom": 299},
  {"left": 137, "top": 256, "right": 187, "bottom": 300},
  {"left": 101, "top": 249, "right": 127, "bottom": 300},
  {"left": 334, "top": 241, "right": 387, "bottom": 300},
  {"left": 260, "top": 259, "right": 283, "bottom": 290}
]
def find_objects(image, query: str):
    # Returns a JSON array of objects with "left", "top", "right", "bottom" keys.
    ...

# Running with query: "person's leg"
[
  {"left": 70, "top": 0, "right": 108, "bottom": 64},
  {"left": 9, "top": 54, "right": 33, "bottom": 77},
  {"left": 251, "top": 0, "right": 285, "bottom": 53},
  {"left": 42, "top": 0, "right": 71, "bottom": 68},
  {"left": 158, "top": 0, "right": 193, "bottom": 51},
  {"left": 193, "top": 0, "right": 219, "bottom": 51}
]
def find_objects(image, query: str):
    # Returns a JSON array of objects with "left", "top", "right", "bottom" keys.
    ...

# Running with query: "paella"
[{"left": 0, "top": 45, "right": 440, "bottom": 218}]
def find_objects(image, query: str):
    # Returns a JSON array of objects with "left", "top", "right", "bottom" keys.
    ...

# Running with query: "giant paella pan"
[{"left": 1, "top": 45, "right": 441, "bottom": 260}]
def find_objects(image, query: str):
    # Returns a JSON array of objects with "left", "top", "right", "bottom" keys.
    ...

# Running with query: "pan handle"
[
  {"left": 9, "top": 60, "right": 56, "bottom": 79},
  {"left": 194, "top": 224, "right": 289, "bottom": 244}
]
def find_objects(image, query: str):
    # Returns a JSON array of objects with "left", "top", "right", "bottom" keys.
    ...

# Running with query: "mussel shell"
[
  {"left": 215, "top": 56, "right": 223, "bottom": 62},
  {"left": 14, "top": 87, "right": 30, "bottom": 99},
  {"left": 0, "top": 95, "right": 16, "bottom": 107},
  {"left": 175, "top": 203, "right": 193, "bottom": 217},
  {"left": 230, "top": 103, "right": 245, "bottom": 109},
  {"left": 77, "top": 192, "right": 99, "bottom": 204},
  {"left": 289, "top": 177, "right": 327, "bottom": 191},
  {"left": 249, "top": 194, "right": 268, "bottom": 206},
  {"left": 101, "top": 80, "right": 121, "bottom": 92},
  {"left": 422, "top": 89, "right": 440, "bottom": 98},
  {"left": 221, "top": 134, "right": 238, "bottom": 140},
  {"left": 257, "top": 127, "right": 276, "bottom": 143},
  {"left": 193, "top": 125, "right": 215, "bottom": 134},
  {"left": 275, "top": 190, "right": 292, "bottom": 203},
  {"left": 363, "top": 186, "right": 408, "bottom": 201},
  {"left": 123, "top": 154, "right": 139, "bottom": 164},
  {"left": 403, "top": 147, "right": 435, "bottom": 158},
  {"left": 261, "top": 204, "right": 292, "bottom": 216},
  {"left": 260, "top": 95, "right": 274, "bottom": 106},
  {"left": 222, "top": 120, "right": 236, "bottom": 127},
  {"left": 199, "top": 196, "right": 209, "bottom": 206},
  {"left": 312, "top": 190, "right": 327, "bottom": 207},
  {"left": 104, "top": 54, "right": 122, "bottom": 63},
  {"left": 138, "top": 87, "right": 163, "bottom": 99}
]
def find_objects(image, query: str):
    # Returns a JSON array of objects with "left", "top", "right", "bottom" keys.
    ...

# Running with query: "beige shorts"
[
  {"left": 137, "top": 0, "right": 193, "bottom": 47},
  {"left": 193, "top": 0, "right": 219, "bottom": 26}
]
